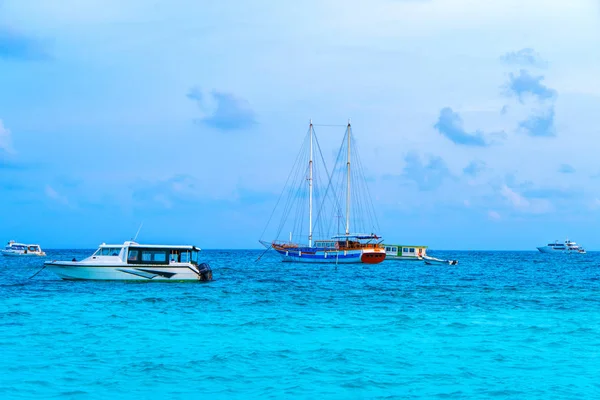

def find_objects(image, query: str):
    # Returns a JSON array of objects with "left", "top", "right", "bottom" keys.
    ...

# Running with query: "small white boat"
[
  {"left": 1, "top": 240, "right": 46, "bottom": 257},
  {"left": 537, "top": 239, "right": 586, "bottom": 254},
  {"left": 44, "top": 241, "right": 212, "bottom": 281},
  {"left": 422, "top": 255, "right": 458, "bottom": 266}
]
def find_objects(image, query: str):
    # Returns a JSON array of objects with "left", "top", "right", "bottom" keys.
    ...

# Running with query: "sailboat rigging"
[{"left": 259, "top": 120, "right": 385, "bottom": 264}]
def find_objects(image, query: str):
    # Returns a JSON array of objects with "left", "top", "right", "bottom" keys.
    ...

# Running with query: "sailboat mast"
[
  {"left": 309, "top": 120, "right": 314, "bottom": 247},
  {"left": 345, "top": 119, "right": 351, "bottom": 236}
]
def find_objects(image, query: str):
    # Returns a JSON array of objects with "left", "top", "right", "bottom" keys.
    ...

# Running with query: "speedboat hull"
[
  {"left": 422, "top": 255, "right": 458, "bottom": 265},
  {"left": 44, "top": 262, "right": 212, "bottom": 281}
]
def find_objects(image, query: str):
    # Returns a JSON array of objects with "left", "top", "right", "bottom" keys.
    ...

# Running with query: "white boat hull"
[
  {"left": 537, "top": 246, "right": 585, "bottom": 254},
  {"left": 422, "top": 256, "right": 458, "bottom": 265},
  {"left": 1, "top": 250, "right": 46, "bottom": 257},
  {"left": 44, "top": 262, "right": 210, "bottom": 281}
]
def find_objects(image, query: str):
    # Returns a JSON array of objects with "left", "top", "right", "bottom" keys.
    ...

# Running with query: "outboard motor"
[{"left": 196, "top": 263, "right": 213, "bottom": 281}]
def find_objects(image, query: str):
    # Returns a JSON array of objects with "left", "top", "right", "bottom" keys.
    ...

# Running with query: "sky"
[{"left": 1, "top": 0, "right": 599, "bottom": 250}]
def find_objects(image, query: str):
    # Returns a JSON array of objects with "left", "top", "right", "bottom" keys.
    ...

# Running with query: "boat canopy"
[
  {"left": 97, "top": 242, "right": 200, "bottom": 251},
  {"left": 331, "top": 234, "right": 380, "bottom": 240}
]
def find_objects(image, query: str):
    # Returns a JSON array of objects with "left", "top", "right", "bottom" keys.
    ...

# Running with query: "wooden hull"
[{"left": 274, "top": 246, "right": 386, "bottom": 264}]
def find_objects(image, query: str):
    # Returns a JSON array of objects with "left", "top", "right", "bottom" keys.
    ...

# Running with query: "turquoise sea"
[{"left": 1, "top": 250, "right": 599, "bottom": 399}]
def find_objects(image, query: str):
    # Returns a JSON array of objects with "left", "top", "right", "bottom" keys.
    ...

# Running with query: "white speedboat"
[
  {"left": 422, "top": 255, "right": 458, "bottom": 266},
  {"left": 537, "top": 239, "right": 586, "bottom": 254},
  {"left": 44, "top": 241, "right": 212, "bottom": 281},
  {"left": 1, "top": 240, "right": 46, "bottom": 256}
]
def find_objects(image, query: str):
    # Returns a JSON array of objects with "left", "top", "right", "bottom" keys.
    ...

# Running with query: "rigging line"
[
  {"left": 312, "top": 127, "right": 347, "bottom": 232},
  {"left": 353, "top": 137, "right": 381, "bottom": 232},
  {"left": 255, "top": 244, "right": 273, "bottom": 262},
  {"left": 275, "top": 130, "right": 311, "bottom": 237},
  {"left": 310, "top": 130, "right": 336, "bottom": 233},
  {"left": 288, "top": 163, "right": 309, "bottom": 242},
  {"left": 349, "top": 133, "right": 372, "bottom": 233},
  {"left": 276, "top": 165, "right": 308, "bottom": 240},
  {"left": 312, "top": 124, "right": 347, "bottom": 127},
  {"left": 275, "top": 155, "right": 305, "bottom": 239},
  {"left": 280, "top": 161, "right": 309, "bottom": 240},
  {"left": 328, "top": 153, "right": 347, "bottom": 236},
  {"left": 312, "top": 143, "right": 332, "bottom": 235},
  {"left": 260, "top": 126, "right": 311, "bottom": 240}
]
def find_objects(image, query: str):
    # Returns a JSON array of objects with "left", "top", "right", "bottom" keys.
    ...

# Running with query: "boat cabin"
[
  {"left": 89, "top": 242, "right": 202, "bottom": 265},
  {"left": 5, "top": 242, "right": 42, "bottom": 252},
  {"left": 383, "top": 244, "right": 428, "bottom": 260}
]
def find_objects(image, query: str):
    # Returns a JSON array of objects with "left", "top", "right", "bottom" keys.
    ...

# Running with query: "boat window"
[
  {"left": 128, "top": 250, "right": 139, "bottom": 262},
  {"left": 191, "top": 250, "right": 200, "bottom": 265},
  {"left": 141, "top": 250, "right": 167, "bottom": 263},
  {"left": 100, "top": 247, "right": 122, "bottom": 256},
  {"left": 138, "top": 249, "right": 169, "bottom": 264},
  {"left": 180, "top": 251, "right": 190, "bottom": 263},
  {"left": 403, "top": 248, "right": 409, "bottom": 253},
  {"left": 409, "top": 248, "right": 415, "bottom": 253},
  {"left": 392, "top": 247, "right": 397, "bottom": 252},
  {"left": 385, "top": 247, "right": 390, "bottom": 251}
]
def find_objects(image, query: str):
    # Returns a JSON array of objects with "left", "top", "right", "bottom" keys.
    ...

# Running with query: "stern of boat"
[{"left": 360, "top": 248, "right": 386, "bottom": 264}]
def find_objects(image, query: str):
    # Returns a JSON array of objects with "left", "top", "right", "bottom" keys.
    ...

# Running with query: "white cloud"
[
  {"left": 45, "top": 185, "right": 69, "bottom": 205},
  {"left": 488, "top": 210, "right": 501, "bottom": 220},
  {"left": 500, "top": 184, "right": 553, "bottom": 214},
  {"left": 500, "top": 184, "right": 530, "bottom": 208},
  {"left": 0, "top": 120, "right": 14, "bottom": 153}
]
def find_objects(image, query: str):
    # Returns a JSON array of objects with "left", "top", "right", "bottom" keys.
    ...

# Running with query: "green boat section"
[{"left": 383, "top": 244, "right": 428, "bottom": 260}]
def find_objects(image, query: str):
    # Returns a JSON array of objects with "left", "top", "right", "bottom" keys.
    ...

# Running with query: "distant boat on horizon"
[
  {"left": 1, "top": 240, "right": 46, "bottom": 257},
  {"left": 537, "top": 239, "right": 586, "bottom": 254},
  {"left": 260, "top": 120, "right": 386, "bottom": 264}
]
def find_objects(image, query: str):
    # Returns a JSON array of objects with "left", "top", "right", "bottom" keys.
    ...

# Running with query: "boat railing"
[
  {"left": 338, "top": 242, "right": 384, "bottom": 250},
  {"left": 272, "top": 240, "right": 301, "bottom": 249}
]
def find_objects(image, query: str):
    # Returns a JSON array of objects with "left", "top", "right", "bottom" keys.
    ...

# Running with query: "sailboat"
[{"left": 260, "top": 120, "right": 386, "bottom": 264}]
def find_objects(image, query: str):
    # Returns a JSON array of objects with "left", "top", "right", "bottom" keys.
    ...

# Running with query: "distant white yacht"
[
  {"left": 537, "top": 239, "right": 586, "bottom": 254},
  {"left": 1, "top": 240, "right": 46, "bottom": 257}
]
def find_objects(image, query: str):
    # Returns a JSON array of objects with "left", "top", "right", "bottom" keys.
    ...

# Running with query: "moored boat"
[
  {"left": 537, "top": 239, "right": 586, "bottom": 254},
  {"left": 260, "top": 120, "right": 386, "bottom": 264},
  {"left": 422, "top": 255, "right": 458, "bottom": 266},
  {"left": 270, "top": 235, "right": 385, "bottom": 264},
  {"left": 44, "top": 241, "right": 212, "bottom": 281},
  {"left": 1, "top": 240, "right": 46, "bottom": 257}
]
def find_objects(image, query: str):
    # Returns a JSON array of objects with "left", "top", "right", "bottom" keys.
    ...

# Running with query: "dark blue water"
[{"left": 1, "top": 250, "right": 599, "bottom": 399}]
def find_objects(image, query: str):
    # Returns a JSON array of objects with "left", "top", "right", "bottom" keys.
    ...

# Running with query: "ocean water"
[{"left": 0, "top": 249, "right": 599, "bottom": 399}]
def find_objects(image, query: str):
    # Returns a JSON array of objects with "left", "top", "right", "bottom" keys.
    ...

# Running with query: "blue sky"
[{"left": 1, "top": 0, "right": 599, "bottom": 250}]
